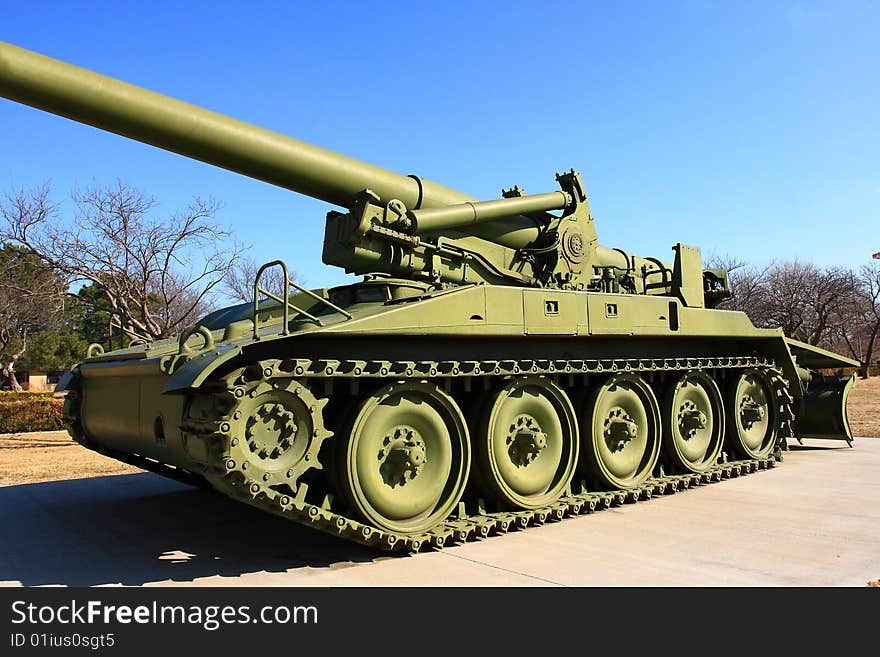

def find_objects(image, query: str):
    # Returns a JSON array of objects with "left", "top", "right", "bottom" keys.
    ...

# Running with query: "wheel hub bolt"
[
  {"left": 244, "top": 403, "right": 299, "bottom": 459},
  {"left": 740, "top": 395, "right": 765, "bottom": 429},
  {"left": 507, "top": 415, "right": 546, "bottom": 467},
  {"left": 678, "top": 401, "right": 707, "bottom": 439},
  {"left": 379, "top": 427, "right": 427, "bottom": 487},
  {"left": 604, "top": 408, "right": 638, "bottom": 453}
]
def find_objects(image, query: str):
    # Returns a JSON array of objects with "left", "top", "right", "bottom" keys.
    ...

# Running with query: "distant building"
[{"left": 18, "top": 370, "right": 64, "bottom": 391}]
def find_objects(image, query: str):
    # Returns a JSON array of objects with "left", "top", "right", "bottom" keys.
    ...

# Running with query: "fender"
[
  {"left": 161, "top": 343, "right": 242, "bottom": 394},
  {"left": 784, "top": 337, "right": 860, "bottom": 370}
]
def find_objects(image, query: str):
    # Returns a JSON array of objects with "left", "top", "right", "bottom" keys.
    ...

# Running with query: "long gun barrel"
[
  {"left": 0, "top": 41, "right": 689, "bottom": 293},
  {"left": 0, "top": 40, "right": 540, "bottom": 246}
]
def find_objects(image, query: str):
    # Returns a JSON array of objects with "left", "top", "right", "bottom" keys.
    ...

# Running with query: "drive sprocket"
[{"left": 193, "top": 376, "right": 332, "bottom": 492}]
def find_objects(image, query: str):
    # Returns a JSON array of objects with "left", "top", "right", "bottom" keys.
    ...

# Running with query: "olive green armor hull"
[{"left": 0, "top": 41, "right": 857, "bottom": 550}]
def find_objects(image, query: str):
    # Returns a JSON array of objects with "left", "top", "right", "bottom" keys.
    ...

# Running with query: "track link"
[{"left": 64, "top": 354, "right": 793, "bottom": 553}]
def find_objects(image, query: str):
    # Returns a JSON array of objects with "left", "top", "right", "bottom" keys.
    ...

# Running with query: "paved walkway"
[{"left": 1, "top": 438, "right": 877, "bottom": 586}]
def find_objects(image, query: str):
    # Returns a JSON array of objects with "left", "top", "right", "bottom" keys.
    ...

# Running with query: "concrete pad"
[{"left": 1, "top": 438, "right": 878, "bottom": 586}]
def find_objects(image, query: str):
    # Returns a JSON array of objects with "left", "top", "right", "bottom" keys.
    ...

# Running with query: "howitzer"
[
  {"left": 0, "top": 41, "right": 676, "bottom": 295},
  {"left": 0, "top": 41, "right": 859, "bottom": 550}
]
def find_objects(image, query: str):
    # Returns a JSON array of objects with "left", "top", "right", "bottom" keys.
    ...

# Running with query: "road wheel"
[
  {"left": 338, "top": 381, "right": 470, "bottom": 534},
  {"left": 580, "top": 373, "right": 661, "bottom": 489},
  {"left": 662, "top": 371, "right": 725, "bottom": 473},
  {"left": 726, "top": 369, "right": 778, "bottom": 459},
  {"left": 476, "top": 376, "right": 578, "bottom": 509}
]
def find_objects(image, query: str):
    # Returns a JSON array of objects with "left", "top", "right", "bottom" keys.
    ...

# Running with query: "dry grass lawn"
[
  {"left": 0, "top": 376, "right": 877, "bottom": 487},
  {"left": 0, "top": 430, "right": 141, "bottom": 486},
  {"left": 847, "top": 375, "right": 880, "bottom": 439}
]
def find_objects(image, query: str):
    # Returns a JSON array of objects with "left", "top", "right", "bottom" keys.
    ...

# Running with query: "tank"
[{"left": 0, "top": 41, "right": 859, "bottom": 550}]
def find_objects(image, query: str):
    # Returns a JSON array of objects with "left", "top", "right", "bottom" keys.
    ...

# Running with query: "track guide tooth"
[{"left": 65, "top": 356, "right": 791, "bottom": 554}]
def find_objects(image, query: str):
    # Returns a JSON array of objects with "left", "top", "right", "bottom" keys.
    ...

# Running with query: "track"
[{"left": 64, "top": 354, "right": 792, "bottom": 553}]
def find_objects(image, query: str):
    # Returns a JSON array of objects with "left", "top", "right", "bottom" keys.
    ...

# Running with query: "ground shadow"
[
  {"left": 0, "top": 473, "right": 392, "bottom": 586},
  {"left": 787, "top": 442, "right": 854, "bottom": 451}
]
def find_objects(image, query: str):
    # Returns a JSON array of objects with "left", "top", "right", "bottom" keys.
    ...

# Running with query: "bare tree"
[
  {"left": 224, "top": 255, "right": 298, "bottom": 304},
  {"left": 705, "top": 253, "right": 772, "bottom": 324},
  {"left": 705, "top": 253, "right": 747, "bottom": 275},
  {"left": 855, "top": 263, "right": 880, "bottom": 377},
  {"left": 761, "top": 262, "right": 856, "bottom": 346},
  {"left": 1, "top": 181, "right": 245, "bottom": 341},
  {"left": 831, "top": 262, "right": 880, "bottom": 378},
  {"left": 707, "top": 255, "right": 863, "bottom": 355}
]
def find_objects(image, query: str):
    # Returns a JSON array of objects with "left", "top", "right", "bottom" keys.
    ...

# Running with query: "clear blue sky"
[{"left": 1, "top": 1, "right": 878, "bottom": 298}]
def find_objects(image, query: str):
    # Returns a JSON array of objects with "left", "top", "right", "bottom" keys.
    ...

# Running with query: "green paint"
[{"left": 0, "top": 41, "right": 859, "bottom": 548}]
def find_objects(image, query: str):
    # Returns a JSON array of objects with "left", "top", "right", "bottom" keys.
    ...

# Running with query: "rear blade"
[{"left": 793, "top": 374, "right": 855, "bottom": 445}]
